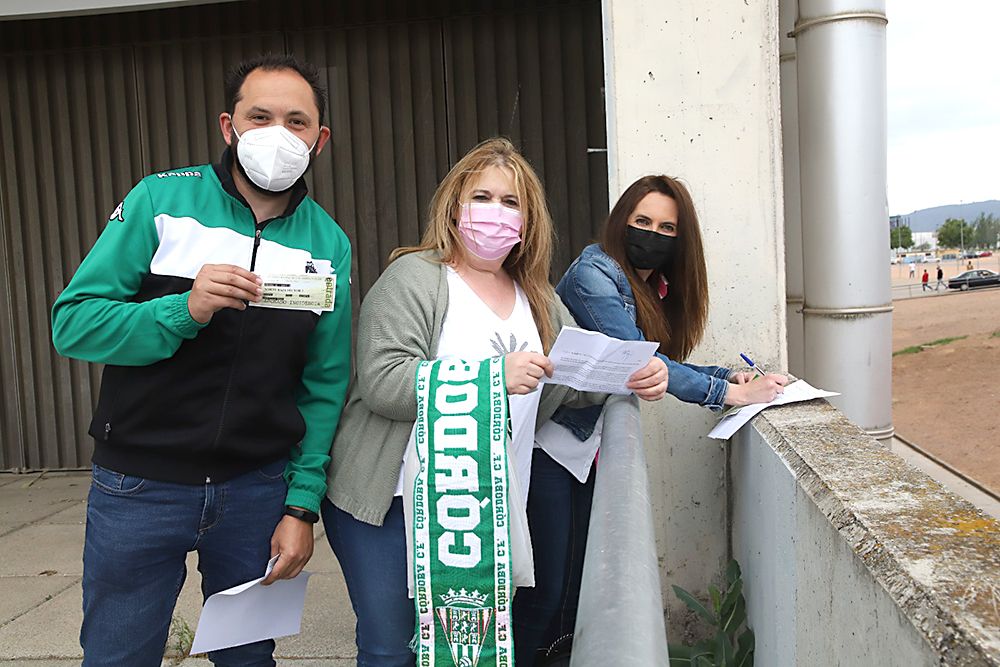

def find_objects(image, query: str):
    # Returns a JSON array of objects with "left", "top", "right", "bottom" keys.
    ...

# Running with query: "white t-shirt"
[{"left": 394, "top": 267, "right": 543, "bottom": 502}]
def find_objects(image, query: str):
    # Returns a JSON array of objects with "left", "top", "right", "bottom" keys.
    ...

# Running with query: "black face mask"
[{"left": 625, "top": 226, "right": 677, "bottom": 272}]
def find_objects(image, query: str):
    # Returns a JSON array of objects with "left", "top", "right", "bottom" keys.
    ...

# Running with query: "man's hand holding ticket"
[
  {"left": 542, "top": 326, "right": 660, "bottom": 394},
  {"left": 251, "top": 273, "right": 336, "bottom": 312}
]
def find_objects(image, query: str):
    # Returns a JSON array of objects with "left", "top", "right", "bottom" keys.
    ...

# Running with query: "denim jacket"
[{"left": 551, "top": 244, "right": 732, "bottom": 440}]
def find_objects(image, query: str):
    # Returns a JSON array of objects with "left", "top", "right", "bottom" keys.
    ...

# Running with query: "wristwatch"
[{"left": 283, "top": 506, "right": 320, "bottom": 524}]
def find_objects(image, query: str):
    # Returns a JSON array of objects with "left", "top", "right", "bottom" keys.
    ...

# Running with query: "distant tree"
[
  {"left": 936, "top": 217, "right": 973, "bottom": 249},
  {"left": 972, "top": 212, "right": 1000, "bottom": 249},
  {"left": 890, "top": 224, "right": 912, "bottom": 249}
]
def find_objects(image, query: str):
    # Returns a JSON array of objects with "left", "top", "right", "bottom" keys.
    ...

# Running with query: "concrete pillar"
[
  {"left": 0, "top": 0, "right": 224, "bottom": 20},
  {"left": 602, "top": 0, "right": 786, "bottom": 636},
  {"left": 780, "top": 0, "right": 805, "bottom": 377},
  {"left": 794, "top": 1, "right": 893, "bottom": 441}
]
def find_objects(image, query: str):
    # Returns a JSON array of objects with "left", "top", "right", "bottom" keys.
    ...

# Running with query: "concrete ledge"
[{"left": 732, "top": 399, "right": 1000, "bottom": 666}]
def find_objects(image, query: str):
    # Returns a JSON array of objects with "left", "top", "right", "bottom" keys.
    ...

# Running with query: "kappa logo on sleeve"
[
  {"left": 155, "top": 170, "right": 202, "bottom": 179},
  {"left": 109, "top": 201, "right": 125, "bottom": 223},
  {"left": 305, "top": 261, "right": 317, "bottom": 274}
]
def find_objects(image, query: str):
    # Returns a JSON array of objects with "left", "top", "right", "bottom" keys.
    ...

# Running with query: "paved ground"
[{"left": 0, "top": 471, "right": 357, "bottom": 665}]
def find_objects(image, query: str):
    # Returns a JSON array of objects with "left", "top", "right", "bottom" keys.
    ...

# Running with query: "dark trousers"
[
  {"left": 513, "top": 450, "right": 595, "bottom": 666},
  {"left": 81, "top": 459, "right": 287, "bottom": 666},
  {"left": 321, "top": 497, "right": 415, "bottom": 667}
]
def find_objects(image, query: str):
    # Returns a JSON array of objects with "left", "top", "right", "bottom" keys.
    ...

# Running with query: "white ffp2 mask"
[{"left": 232, "top": 124, "right": 317, "bottom": 192}]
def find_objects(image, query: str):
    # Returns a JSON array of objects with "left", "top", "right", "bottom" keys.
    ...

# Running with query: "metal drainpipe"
[
  {"left": 792, "top": 1, "right": 894, "bottom": 442},
  {"left": 781, "top": 0, "right": 805, "bottom": 377}
]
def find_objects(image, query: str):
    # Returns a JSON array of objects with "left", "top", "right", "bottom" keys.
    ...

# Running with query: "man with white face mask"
[{"left": 51, "top": 54, "right": 351, "bottom": 667}]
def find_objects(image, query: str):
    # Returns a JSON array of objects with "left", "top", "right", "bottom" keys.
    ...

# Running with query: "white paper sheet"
[
  {"left": 542, "top": 327, "right": 659, "bottom": 394},
  {"left": 189, "top": 555, "right": 312, "bottom": 655},
  {"left": 535, "top": 412, "right": 604, "bottom": 483},
  {"left": 707, "top": 379, "right": 839, "bottom": 440}
]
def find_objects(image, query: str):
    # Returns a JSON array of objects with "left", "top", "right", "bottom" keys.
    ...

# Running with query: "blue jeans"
[
  {"left": 513, "top": 450, "right": 594, "bottom": 666},
  {"left": 322, "top": 497, "right": 415, "bottom": 667},
  {"left": 81, "top": 459, "right": 288, "bottom": 667}
]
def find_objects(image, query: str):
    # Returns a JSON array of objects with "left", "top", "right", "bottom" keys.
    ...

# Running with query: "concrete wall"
[
  {"left": 601, "top": 0, "right": 786, "bottom": 637},
  {"left": 732, "top": 400, "right": 1000, "bottom": 666},
  {"left": 0, "top": 0, "right": 231, "bottom": 21}
]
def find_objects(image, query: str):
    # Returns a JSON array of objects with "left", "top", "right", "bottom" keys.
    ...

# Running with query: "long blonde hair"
[{"left": 392, "top": 137, "right": 557, "bottom": 351}]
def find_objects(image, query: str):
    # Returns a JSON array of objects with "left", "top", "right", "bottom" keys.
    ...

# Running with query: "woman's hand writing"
[
  {"left": 724, "top": 373, "right": 788, "bottom": 407},
  {"left": 729, "top": 370, "right": 755, "bottom": 385},
  {"left": 504, "top": 352, "right": 554, "bottom": 395},
  {"left": 626, "top": 357, "right": 669, "bottom": 401}
]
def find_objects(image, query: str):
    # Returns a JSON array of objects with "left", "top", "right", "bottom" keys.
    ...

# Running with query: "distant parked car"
[
  {"left": 978, "top": 250, "right": 993, "bottom": 258},
  {"left": 962, "top": 251, "right": 978, "bottom": 259},
  {"left": 941, "top": 253, "right": 958, "bottom": 260},
  {"left": 947, "top": 269, "right": 1000, "bottom": 291}
]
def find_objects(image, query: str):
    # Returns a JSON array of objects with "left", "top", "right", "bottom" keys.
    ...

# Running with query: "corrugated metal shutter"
[
  {"left": 134, "top": 32, "right": 287, "bottom": 173},
  {"left": 443, "top": 3, "right": 608, "bottom": 273},
  {"left": 288, "top": 20, "right": 452, "bottom": 314},
  {"left": 0, "top": 48, "right": 142, "bottom": 469},
  {"left": 0, "top": 0, "right": 606, "bottom": 471}
]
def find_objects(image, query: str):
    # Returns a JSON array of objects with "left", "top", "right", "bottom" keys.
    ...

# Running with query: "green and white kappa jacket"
[{"left": 51, "top": 151, "right": 351, "bottom": 513}]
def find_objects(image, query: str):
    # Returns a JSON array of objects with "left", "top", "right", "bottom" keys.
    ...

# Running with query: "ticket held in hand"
[{"left": 250, "top": 273, "right": 335, "bottom": 312}]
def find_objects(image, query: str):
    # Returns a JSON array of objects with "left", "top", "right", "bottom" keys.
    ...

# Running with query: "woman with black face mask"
[{"left": 513, "top": 175, "right": 787, "bottom": 665}]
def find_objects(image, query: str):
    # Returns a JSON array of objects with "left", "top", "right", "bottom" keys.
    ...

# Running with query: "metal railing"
[
  {"left": 891, "top": 257, "right": 999, "bottom": 300},
  {"left": 570, "top": 395, "right": 670, "bottom": 666},
  {"left": 891, "top": 280, "right": 999, "bottom": 300},
  {"left": 891, "top": 280, "right": 950, "bottom": 300}
]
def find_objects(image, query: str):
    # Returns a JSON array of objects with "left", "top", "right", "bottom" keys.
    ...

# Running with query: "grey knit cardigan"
[{"left": 326, "top": 250, "right": 602, "bottom": 526}]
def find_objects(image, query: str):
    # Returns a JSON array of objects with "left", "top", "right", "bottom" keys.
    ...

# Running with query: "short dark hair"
[{"left": 225, "top": 53, "right": 327, "bottom": 125}]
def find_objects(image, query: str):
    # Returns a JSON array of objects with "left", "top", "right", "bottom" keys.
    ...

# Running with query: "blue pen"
[{"left": 739, "top": 353, "right": 767, "bottom": 378}]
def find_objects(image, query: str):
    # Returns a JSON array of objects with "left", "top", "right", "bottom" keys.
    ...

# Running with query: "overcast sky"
[{"left": 887, "top": 0, "right": 1000, "bottom": 215}]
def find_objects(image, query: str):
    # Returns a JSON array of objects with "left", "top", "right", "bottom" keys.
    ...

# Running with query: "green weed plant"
[
  {"left": 668, "top": 559, "right": 754, "bottom": 667},
  {"left": 893, "top": 335, "right": 967, "bottom": 357}
]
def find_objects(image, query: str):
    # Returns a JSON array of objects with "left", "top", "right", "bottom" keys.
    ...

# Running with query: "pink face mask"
[{"left": 457, "top": 202, "right": 524, "bottom": 261}]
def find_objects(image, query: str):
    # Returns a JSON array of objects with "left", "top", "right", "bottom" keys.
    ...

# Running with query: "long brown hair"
[
  {"left": 601, "top": 175, "right": 708, "bottom": 360},
  {"left": 392, "top": 137, "right": 557, "bottom": 351}
]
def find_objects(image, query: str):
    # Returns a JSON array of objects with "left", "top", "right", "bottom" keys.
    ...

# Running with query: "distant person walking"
[
  {"left": 936, "top": 266, "right": 945, "bottom": 290},
  {"left": 967, "top": 259, "right": 975, "bottom": 271},
  {"left": 922, "top": 269, "right": 931, "bottom": 292},
  {"left": 909, "top": 262, "right": 916, "bottom": 279}
]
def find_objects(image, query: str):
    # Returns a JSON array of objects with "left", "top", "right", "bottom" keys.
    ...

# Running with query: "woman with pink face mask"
[{"left": 322, "top": 138, "right": 668, "bottom": 666}]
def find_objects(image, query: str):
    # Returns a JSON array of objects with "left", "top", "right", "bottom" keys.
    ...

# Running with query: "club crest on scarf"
[{"left": 437, "top": 588, "right": 492, "bottom": 667}]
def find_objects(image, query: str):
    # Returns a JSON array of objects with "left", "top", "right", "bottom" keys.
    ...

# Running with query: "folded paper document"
[
  {"left": 707, "top": 380, "right": 839, "bottom": 440},
  {"left": 189, "top": 555, "right": 311, "bottom": 655},
  {"left": 543, "top": 327, "right": 659, "bottom": 394}
]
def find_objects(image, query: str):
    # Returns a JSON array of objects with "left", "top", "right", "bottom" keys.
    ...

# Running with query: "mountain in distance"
[{"left": 893, "top": 200, "right": 1000, "bottom": 233}]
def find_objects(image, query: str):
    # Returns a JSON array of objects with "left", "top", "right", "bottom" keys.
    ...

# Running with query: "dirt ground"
[{"left": 892, "top": 287, "right": 1000, "bottom": 490}]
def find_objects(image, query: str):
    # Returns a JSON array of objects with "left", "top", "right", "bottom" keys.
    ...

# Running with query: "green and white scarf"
[{"left": 412, "top": 357, "right": 515, "bottom": 667}]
